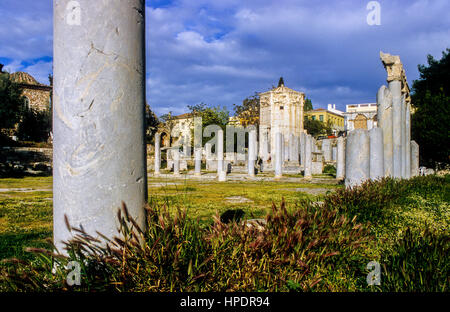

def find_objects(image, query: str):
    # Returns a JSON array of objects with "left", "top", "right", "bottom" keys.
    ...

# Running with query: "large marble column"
[
  {"left": 154, "top": 133, "right": 161, "bottom": 176},
  {"left": 380, "top": 52, "right": 407, "bottom": 179},
  {"left": 345, "top": 130, "right": 370, "bottom": 187},
  {"left": 336, "top": 136, "right": 345, "bottom": 180},
  {"left": 274, "top": 132, "right": 283, "bottom": 178},
  {"left": 391, "top": 80, "right": 402, "bottom": 178},
  {"left": 377, "top": 85, "right": 393, "bottom": 177},
  {"left": 53, "top": 0, "right": 147, "bottom": 251},
  {"left": 369, "top": 128, "right": 384, "bottom": 180}
]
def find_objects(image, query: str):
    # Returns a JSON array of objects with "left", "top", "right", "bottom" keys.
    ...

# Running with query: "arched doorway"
[{"left": 354, "top": 114, "right": 368, "bottom": 130}]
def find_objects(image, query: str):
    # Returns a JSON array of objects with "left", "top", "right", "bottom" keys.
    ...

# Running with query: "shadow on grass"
[{"left": 0, "top": 230, "right": 52, "bottom": 261}]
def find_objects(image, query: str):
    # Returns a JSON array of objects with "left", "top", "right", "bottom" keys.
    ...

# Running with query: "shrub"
[
  {"left": 381, "top": 229, "right": 449, "bottom": 292},
  {"left": 0, "top": 200, "right": 373, "bottom": 292}
]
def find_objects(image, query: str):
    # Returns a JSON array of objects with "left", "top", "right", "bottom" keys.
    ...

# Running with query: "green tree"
[
  {"left": 17, "top": 107, "right": 52, "bottom": 142},
  {"left": 188, "top": 102, "right": 230, "bottom": 145},
  {"left": 0, "top": 71, "right": 24, "bottom": 129},
  {"left": 304, "top": 117, "right": 331, "bottom": 138},
  {"left": 188, "top": 102, "right": 229, "bottom": 129},
  {"left": 411, "top": 49, "right": 450, "bottom": 166},
  {"left": 145, "top": 104, "right": 159, "bottom": 144},
  {"left": 233, "top": 93, "right": 260, "bottom": 127},
  {"left": 304, "top": 97, "right": 313, "bottom": 112}
]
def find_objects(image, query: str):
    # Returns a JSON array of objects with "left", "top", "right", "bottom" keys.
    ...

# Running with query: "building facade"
[
  {"left": 344, "top": 103, "right": 378, "bottom": 132},
  {"left": 304, "top": 104, "right": 345, "bottom": 134},
  {"left": 9, "top": 71, "right": 52, "bottom": 112},
  {"left": 259, "top": 78, "right": 305, "bottom": 153}
]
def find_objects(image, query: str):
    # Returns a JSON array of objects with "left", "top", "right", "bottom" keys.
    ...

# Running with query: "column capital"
[{"left": 380, "top": 51, "right": 404, "bottom": 82}]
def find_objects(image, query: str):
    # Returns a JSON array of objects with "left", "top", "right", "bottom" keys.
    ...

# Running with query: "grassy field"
[
  {"left": 0, "top": 175, "right": 448, "bottom": 291},
  {"left": 0, "top": 175, "right": 340, "bottom": 260}
]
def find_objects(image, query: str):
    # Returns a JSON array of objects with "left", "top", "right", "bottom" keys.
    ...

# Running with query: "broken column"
[
  {"left": 336, "top": 136, "right": 345, "bottom": 180},
  {"left": 173, "top": 148, "right": 180, "bottom": 176},
  {"left": 405, "top": 102, "right": 411, "bottom": 179},
  {"left": 53, "top": 0, "right": 147, "bottom": 251},
  {"left": 154, "top": 133, "right": 161, "bottom": 176},
  {"left": 345, "top": 129, "right": 370, "bottom": 187},
  {"left": 194, "top": 147, "right": 202, "bottom": 176},
  {"left": 380, "top": 52, "right": 410, "bottom": 179},
  {"left": 410, "top": 140, "right": 419, "bottom": 177},
  {"left": 369, "top": 128, "right": 384, "bottom": 180},
  {"left": 248, "top": 129, "right": 256, "bottom": 176},
  {"left": 304, "top": 134, "right": 312, "bottom": 179}
]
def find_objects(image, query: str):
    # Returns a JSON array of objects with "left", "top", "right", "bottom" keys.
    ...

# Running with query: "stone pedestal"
[
  {"left": 194, "top": 147, "right": 202, "bottom": 176},
  {"left": 53, "top": 0, "right": 147, "bottom": 251}
]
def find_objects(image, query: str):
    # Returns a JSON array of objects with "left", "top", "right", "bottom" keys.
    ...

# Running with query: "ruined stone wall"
[{"left": 22, "top": 88, "right": 51, "bottom": 112}]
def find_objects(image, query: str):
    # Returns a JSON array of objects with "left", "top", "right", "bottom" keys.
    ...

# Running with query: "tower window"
[{"left": 279, "top": 106, "right": 284, "bottom": 110}]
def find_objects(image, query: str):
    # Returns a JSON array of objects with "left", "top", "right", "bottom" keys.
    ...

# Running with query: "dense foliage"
[
  {"left": 233, "top": 93, "right": 260, "bottom": 127},
  {"left": 0, "top": 72, "right": 23, "bottom": 130},
  {"left": 411, "top": 49, "right": 450, "bottom": 167},
  {"left": 16, "top": 108, "right": 51, "bottom": 142}
]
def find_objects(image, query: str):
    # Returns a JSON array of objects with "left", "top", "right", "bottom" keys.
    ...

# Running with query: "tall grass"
[{"left": 0, "top": 175, "right": 448, "bottom": 292}]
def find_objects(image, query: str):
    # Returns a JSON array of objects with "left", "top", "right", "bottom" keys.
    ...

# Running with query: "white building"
[{"left": 344, "top": 103, "right": 378, "bottom": 132}]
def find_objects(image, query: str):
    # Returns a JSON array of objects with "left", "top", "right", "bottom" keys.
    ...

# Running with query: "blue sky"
[{"left": 0, "top": 0, "right": 449, "bottom": 116}]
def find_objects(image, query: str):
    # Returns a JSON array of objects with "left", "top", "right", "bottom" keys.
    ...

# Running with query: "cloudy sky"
[{"left": 0, "top": 0, "right": 448, "bottom": 116}]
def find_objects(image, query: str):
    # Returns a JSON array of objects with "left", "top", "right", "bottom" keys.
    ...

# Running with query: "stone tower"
[{"left": 259, "top": 78, "right": 305, "bottom": 154}]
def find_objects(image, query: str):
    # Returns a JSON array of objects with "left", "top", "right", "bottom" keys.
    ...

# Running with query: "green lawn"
[{"left": 0, "top": 175, "right": 341, "bottom": 260}]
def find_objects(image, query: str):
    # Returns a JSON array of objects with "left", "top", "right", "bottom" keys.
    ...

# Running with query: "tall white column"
[
  {"left": 336, "top": 136, "right": 345, "bottom": 180},
  {"left": 173, "top": 148, "right": 180, "bottom": 176},
  {"left": 248, "top": 129, "right": 256, "bottom": 176},
  {"left": 53, "top": 0, "right": 147, "bottom": 251},
  {"left": 405, "top": 102, "right": 411, "bottom": 179},
  {"left": 154, "top": 133, "right": 161, "bottom": 176},
  {"left": 304, "top": 135, "right": 312, "bottom": 179},
  {"left": 377, "top": 85, "right": 393, "bottom": 177},
  {"left": 217, "top": 129, "right": 224, "bottom": 175},
  {"left": 274, "top": 132, "right": 283, "bottom": 178},
  {"left": 369, "top": 128, "right": 384, "bottom": 180},
  {"left": 194, "top": 147, "right": 202, "bottom": 176},
  {"left": 389, "top": 80, "right": 402, "bottom": 178},
  {"left": 410, "top": 140, "right": 419, "bottom": 177}
]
